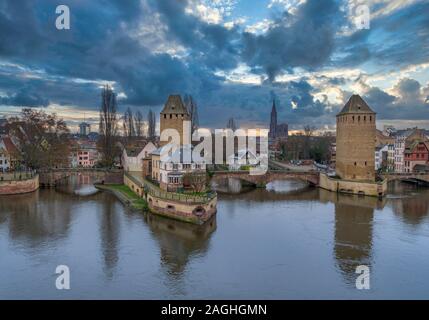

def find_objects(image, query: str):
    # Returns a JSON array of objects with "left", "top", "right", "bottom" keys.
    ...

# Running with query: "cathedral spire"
[{"left": 269, "top": 99, "right": 277, "bottom": 139}]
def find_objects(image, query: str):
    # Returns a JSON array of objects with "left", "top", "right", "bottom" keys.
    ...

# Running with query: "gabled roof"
[
  {"left": 337, "top": 94, "right": 375, "bottom": 116},
  {"left": 1, "top": 136, "right": 20, "bottom": 157},
  {"left": 405, "top": 140, "right": 429, "bottom": 153},
  {"left": 161, "top": 95, "right": 189, "bottom": 115},
  {"left": 124, "top": 141, "right": 155, "bottom": 157}
]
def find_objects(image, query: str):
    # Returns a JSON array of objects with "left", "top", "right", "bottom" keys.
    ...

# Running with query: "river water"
[{"left": 1, "top": 176, "right": 429, "bottom": 299}]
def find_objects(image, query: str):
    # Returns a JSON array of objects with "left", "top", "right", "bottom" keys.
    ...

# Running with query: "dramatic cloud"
[
  {"left": 363, "top": 78, "right": 429, "bottom": 120},
  {"left": 0, "top": 0, "right": 428, "bottom": 129},
  {"left": 242, "top": 0, "right": 342, "bottom": 81}
]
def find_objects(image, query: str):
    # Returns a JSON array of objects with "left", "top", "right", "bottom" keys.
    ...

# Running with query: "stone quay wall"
[
  {"left": 319, "top": 173, "right": 387, "bottom": 197},
  {"left": 124, "top": 173, "right": 217, "bottom": 224},
  {"left": 0, "top": 174, "right": 39, "bottom": 195}
]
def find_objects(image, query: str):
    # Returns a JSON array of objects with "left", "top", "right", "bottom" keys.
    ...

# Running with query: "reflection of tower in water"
[
  {"left": 145, "top": 213, "right": 216, "bottom": 279},
  {"left": 333, "top": 197, "right": 376, "bottom": 285},
  {"left": 99, "top": 196, "right": 120, "bottom": 279}
]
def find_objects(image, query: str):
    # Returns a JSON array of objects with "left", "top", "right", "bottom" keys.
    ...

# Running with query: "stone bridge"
[
  {"left": 210, "top": 170, "right": 320, "bottom": 186},
  {"left": 38, "top": 168, "right": 123, "bottom": 187},
  {"left": 382, "top": 173, "right": 429, "bottom": 185}
]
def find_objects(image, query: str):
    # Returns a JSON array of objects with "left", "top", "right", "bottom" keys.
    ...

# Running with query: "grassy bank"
[{"left": 95, "top": 184, "right": 148, "bottom": 211}]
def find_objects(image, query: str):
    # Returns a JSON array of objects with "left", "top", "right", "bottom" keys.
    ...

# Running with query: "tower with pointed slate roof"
[
  {"left": 336, "top": 95, "right": 376, "bottom": 181},
  {"left": 160, "top": 95, "right": 191, "bottom": 147}
]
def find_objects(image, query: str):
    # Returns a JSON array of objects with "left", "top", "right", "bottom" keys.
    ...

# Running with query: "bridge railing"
[
  {"left": 37, "top": 168, "right": 123, "bottom": 173},
  {"left": 0, "top": 171, "right": 37, "bottom": 181},
  {"left": 125, "top": 172, "right": 216, "bottom": 204},
  {"left": 210, "top": 169, "right": 316, "bottom": 175}
]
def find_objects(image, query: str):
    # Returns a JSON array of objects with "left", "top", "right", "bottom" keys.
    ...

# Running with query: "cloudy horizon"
[{"left": 0, "top": 0, "right": 428, "bottom": 131}]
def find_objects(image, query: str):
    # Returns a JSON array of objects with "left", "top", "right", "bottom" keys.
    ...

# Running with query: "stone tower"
[
  {"left": 336, "top": 95, "right": 376, "bottom": 181},
  {"left": 160, "top": 95, "right": 191, "bottom": 146},
  {"left": 269, "top": 100, "right": 277, "bottom": 139}
]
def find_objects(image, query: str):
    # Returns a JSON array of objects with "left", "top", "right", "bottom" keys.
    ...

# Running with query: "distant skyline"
[{"left": 0, "top": 0, "right": 428, "bottom": 130}]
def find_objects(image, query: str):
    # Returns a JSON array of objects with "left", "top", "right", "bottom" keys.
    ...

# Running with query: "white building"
[
  {"left": 122, "top": 141, "right": 156, "bottom": 172},
  {"left": 394, "top": 135, "right": 406, "bottom": 173},
  {"left": 153, "top": 144, "right": 207, "bottom": 192},
  {"left": 0, "top": 146, "right": 10, "bottom": 172},
  {"left": 387, "top": 144, "right": 395, "bottom": 172},
  {"left": 375, "top": 144, "right": 388, "bottom": 171}
]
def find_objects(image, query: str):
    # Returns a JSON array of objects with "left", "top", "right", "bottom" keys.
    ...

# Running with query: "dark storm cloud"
[
  {"left": 152, "top": 0, "right": 240, "bottom": 71},
  {"left": 0, "top": 0, "right": 428, "bottom": 127},
  {"left": 199, "top": 79, "right": 334, "bottom": 129},
  {"left": 0, "top": 87, "right": 49, "bottom": 107},
  {"left": 334, "top": 1, "right": 429, "bottom": 68},
  {"left": 363, "top": 78, "right": 429, "bottom": 120},
  {"left": 241, "top": 0, "right": 342, "bottom": 81},
  {"left": 0, "top": 0, "right": 233, "bottom": 113}
]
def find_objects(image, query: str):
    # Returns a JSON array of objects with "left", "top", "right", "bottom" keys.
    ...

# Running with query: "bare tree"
[
  {"left": 123, "top": 107, "right": 135, "bottom": 140},
  {"left": 98, "top": 85, "right": 119, "bottom": 167},
  {"left": 303, "top": 125, "right": 316, "bottom": 159},
  {"left": 7, "top": 109, "right": 70, "bottom": 169},
  {"left": 147, "top": 109, "right": 156, "bottom": 140},
  {"left": 182, "top": 171, "right": 207, "bottom": 193},
  {"left": 304, "top": 125, "right": 316, "bottom": 137},
  {"left": 135, "top": 110, "right": 144, "bottom": 138}
]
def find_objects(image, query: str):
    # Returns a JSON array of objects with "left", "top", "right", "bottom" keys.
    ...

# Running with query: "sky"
[{"left": 0, "top": 0, "right": 428, "bottom": 132}]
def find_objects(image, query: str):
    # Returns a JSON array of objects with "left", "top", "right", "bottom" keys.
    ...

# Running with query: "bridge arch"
[{"left": 210, "top": 170, "right": 320, "bottom": 187}]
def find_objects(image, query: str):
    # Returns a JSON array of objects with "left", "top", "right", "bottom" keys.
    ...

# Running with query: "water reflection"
[
  {"left": 1, "top": 178, "right": 429, "bottom": 298},
  {"left": 389, "top": 182, "right": 429, "bottom": 226},
  {"left": 0, "top": 190, "right": 74, "bottom": 248},
  {"left": 332, "top": 195, "right": 375, "bottom": 284},
  {"left": 99, "top": 196, "right": 121, "bottom": 279},
  {"left": 211, "top": 177, "right": 254, "bottom": 194},
  {"left": 56, "top": 174, "right": 99, "bottom": 196},
  {"left": 145, "top": 213, "right": 216, "bottom": 277}
]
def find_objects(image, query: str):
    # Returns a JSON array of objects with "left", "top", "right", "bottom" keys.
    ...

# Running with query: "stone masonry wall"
[
  {"left": 336, "top": 113, "right": 376, "bottom": 181},
  {"left": 0, "top": 175, "right": 39, "bottom": 195}
]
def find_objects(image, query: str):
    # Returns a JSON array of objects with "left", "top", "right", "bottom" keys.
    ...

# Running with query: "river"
[{"left": 1, "top": 176, "right": 429, "bottom": 299}]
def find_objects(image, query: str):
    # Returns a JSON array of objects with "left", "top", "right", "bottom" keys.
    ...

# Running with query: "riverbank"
[{"left": 94, "top": 184, "right": 148, "bottom": 210}]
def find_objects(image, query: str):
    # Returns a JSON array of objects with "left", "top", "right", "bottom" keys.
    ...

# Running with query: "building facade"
[
  {"left": 375, "top": 144, "right": 388, "bottom": 171},
  {"left": 122, "top": 141, "right": 156, "bottom": 172},
  {"left": 394, "top": 135, "right": 406, "bottom": 173},
  {"left": 404, "top": 141, "right": 429, "bottom": 173},
  {"left": 0, "top": 146, "right": 10, "bottom": 172},
  {"left": 336, "top": 95, "right": 376, "bottom": 181},
  {"left": 0, "top": 136, "right": 21, "bottom": 171},
  {"left": 79, "top": 122, "right": 91, "bottom": 136}
]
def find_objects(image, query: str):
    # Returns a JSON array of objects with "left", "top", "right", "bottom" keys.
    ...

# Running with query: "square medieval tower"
[
  {"left": 336, "top": 95, "right": 376, "bottom": 182},
  {"left": 160, "top": 95, "right": 191, "bottom": 147}
]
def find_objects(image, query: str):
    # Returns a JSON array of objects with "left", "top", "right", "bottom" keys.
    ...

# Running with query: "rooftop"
[
  {"left": 161, "top": 95, "right": 189, "bottom": 115},
  {"left": 337, "top": 94, "right": 376, "bottom": 116}
]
